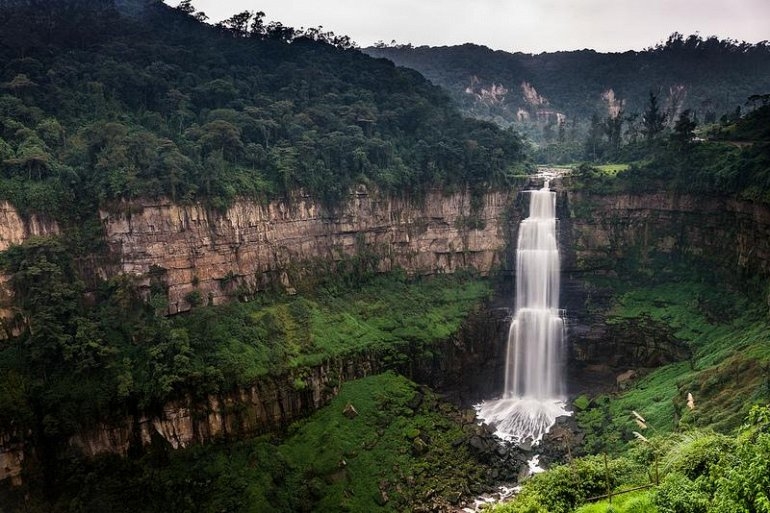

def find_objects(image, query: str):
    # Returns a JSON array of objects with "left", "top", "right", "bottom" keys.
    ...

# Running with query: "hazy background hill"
[{"left": 364, "top": 36, "right": 770, "bottom": 142}]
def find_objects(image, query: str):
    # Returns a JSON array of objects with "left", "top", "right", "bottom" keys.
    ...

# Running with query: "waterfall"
[{"left": 477, "top": 180, "right": 568, "bottom": 445}]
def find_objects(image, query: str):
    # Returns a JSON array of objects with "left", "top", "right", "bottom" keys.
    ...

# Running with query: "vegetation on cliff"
[
  {"left": 493, "top": 405, "right": 770, "bottom": 513},
  {"left": 565, "top": 101, "right": 770, "bottom": 205},
  {"left": 0, "top": 0, "right": 526, "bottom": 221},
  {"left": 0, "top": 246, "right": 491, "bottom": 432},
  {"left": 0, "top": 372, "right": 516, "bottom": 512}
]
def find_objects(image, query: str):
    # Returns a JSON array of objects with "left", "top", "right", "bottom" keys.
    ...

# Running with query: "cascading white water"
[{"left": 477, "top": 181, "right": 568, "bottom": 445}]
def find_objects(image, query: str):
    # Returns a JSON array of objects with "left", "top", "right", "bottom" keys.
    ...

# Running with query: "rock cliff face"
[
  {"left": 100, "top": 188, "right": 515, "bottom": 313},
  {"left": 0, "top": 201, "right": 60, "bottom": 252},
  {"left": 566, "top": 191, "right": 770, "bottom": 277},
  {"left": 561, "top": 187, "right": 770, "bottom": 371},
  {"left": 4, "top": 184, "right": 770, "bottom": 484}
]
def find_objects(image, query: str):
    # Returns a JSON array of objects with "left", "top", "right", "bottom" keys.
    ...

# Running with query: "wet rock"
[
  {"left": 468, "top": 436, "right": 484, "bottom": 453},
  {"left": 408, "top": 391, "right": 424, "bottom": 410},
  {"left": 540, "top": 415, "right": 583, "bottom": 466},
  {"left": 342, "top": 402, "right": 358, "bottom": 419},
  {"left": 412, "top": 437, "right": 429, "bottom": 456}
]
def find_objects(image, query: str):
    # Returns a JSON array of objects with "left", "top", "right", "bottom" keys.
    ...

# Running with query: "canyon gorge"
[{"left": 2, "top": 176, "right": 770, "bottom": 485}]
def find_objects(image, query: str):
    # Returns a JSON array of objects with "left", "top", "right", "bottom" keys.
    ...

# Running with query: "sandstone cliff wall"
[
  {"left": 0, "top": 201, "right": 60, "bottom": 252},
  {"left": 566, "top": 191, "right": 770, "bottom": 276},
  {"left": 0, "top": 202, "right": 60, "bottom": 337},
  {"left": 100, "top": 188, "right": 514, "bottom": 313}
]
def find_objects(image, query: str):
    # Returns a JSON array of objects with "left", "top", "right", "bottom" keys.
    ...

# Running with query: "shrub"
[
  {"left": 653, "top": 472, "right": 709, "bottom": 513},
  {"left": 505, "top": 455, "right": 641, "bottom": 513}
]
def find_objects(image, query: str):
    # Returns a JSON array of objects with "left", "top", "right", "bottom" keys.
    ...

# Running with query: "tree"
[
  {"left": 175, "top": 0, "right": 195, "bottom": 14},
  {"left": 584, "top": 113, "right": 604, "bottom": 161},
  {"left": 671, "top": 109, "right": 697, "bottom": 150},
  {"left": 603, "top": 113, "right": 624, "bottom": 153},
  {"left": 216, "top": 11, "right": 252, "bottom": 37},
  {"left": 249, "top": 11, "right": 266, "bottom": 38},
  {"left": 199, "top": 120, "right": 243, "bottom": 161},
  {"left": 641, "top": 91, "right": 667, "bottom": 143}
]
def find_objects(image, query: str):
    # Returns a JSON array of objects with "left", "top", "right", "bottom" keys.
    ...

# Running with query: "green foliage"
[
  {"left": 711, "top": 406, "right": 770, "bottom": 513},
  {"left": 592, "top": 104, "right": 770, "bottom": 202},
  {"left": 660, "top": 432, "right": 733, "bottom": 488},
  {"left": 654, "top": 472, "right": 710, "bottom": 513},
  {"left": 495, "top": 409, "right": 770, "bottom": 513},
  {"left": 174, "top": 272, "right": 492, "bottom": 387},
  {"left": 574, "top": 490, "right": 659, "bottom": 513},
  {"left": 1, "top": 373, "right": 494, "bottom": 512},
  {"left": 495, "top": 456, "right": 643, "bottom": 513},
  {"left": 0, "top": 0, "right": 526, "bottom": 222},
  {"left": 575, "top": 274, "right": 770, "bottom": 453}
]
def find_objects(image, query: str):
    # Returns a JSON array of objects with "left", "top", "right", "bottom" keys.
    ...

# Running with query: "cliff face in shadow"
[{"left": 560, "top": 186, "right": 770, "bottom": 378}]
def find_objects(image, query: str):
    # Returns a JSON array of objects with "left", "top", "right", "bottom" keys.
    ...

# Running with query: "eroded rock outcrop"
[
  {"left": 67, "top": 353, "right": 380, "bottom": 458},
  {"left": 0, "top": 201, "right": 60, "bottom": 252},
  {"left": 0, "top": 203, "right": 60, "bottom": 338},
  {"left": 567, "top": 191, "right": 770, "bottom": 276}
]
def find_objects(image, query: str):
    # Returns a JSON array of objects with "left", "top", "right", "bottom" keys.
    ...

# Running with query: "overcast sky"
[{"left": 174, "top": 0, "right": 770, "bottom": 53}]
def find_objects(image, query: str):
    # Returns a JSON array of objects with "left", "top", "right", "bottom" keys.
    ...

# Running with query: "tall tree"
[
  {"left": 671, "top": 109, "right": 697, "bottom": 150},
  {"left": 641, "top": 92, "right": 667, "bottom": 143},
  {"left": 584, "top": 113, "right": 604, "bottom": 161}
]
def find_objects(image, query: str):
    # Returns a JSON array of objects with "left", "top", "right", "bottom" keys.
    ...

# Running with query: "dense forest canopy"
[
  {"left": 0, "top": 0, "right": 526, "bottom": 221},
  {"left": 365, "top": 35, "right": 770, "bottom": 143}
]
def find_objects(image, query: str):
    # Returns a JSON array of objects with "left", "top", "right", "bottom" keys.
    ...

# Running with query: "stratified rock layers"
[
  {"left": 3, "top": 185, "right": 770, "bottom": 483},
  {"left": 100, "top": 188, "right": 513, "bottom": 312}
]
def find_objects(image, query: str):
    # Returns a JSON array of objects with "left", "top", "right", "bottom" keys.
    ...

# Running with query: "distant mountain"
[{"left": 364, "top": 35, "right": 770, "bottom": 140}]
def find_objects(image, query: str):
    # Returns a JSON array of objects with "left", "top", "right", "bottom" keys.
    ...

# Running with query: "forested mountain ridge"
[
  {"left": 0, "top": 0, "right": 526, "bottom": 224},
  {"left": 364, "top": 36, "right": 770, "bottom": 141}
]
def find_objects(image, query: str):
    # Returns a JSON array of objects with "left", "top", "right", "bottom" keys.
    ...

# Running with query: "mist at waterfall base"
[{"left": 477, "top": 182, "right": 569, "bottom": 446}]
